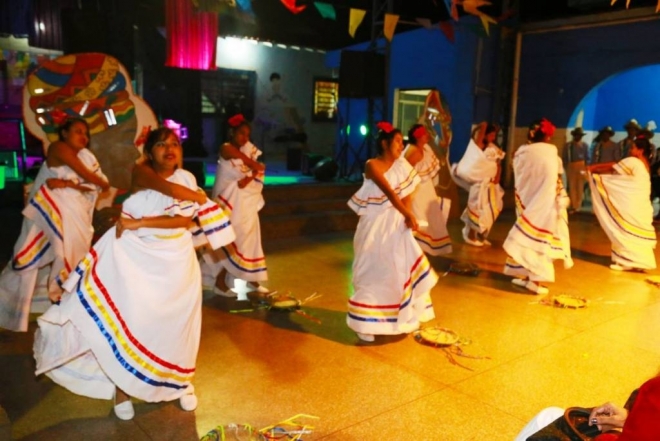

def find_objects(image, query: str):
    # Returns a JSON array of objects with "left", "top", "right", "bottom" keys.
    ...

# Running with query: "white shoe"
[
  {"left": 511, "top": 278, "right": 527, "bottom": 288},
  {"left": 213, "top": 286, "right": 238, "bottom": 297},
  {"left": 525, "top": 281, "right": 549, "bottom": 295},
  {"left": 180, "top": 391, "right": 198, "bottom": 412},
  {"left": 356, "top": 332, "right": 375, "bottom": 342},
  {"left": 113, "top": 391, "right": 134, "bottom": 420},
  {"left": 245, "top": 282, "right": 269, "bottom": 293},
  {"left": 462, "top": 226, "right": 483, "bottom": 247},
  {"left": 609, "top": 263, "right": 630, "bottom": 271}
]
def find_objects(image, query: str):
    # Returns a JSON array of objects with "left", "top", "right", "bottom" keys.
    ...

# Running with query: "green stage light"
[
  {"left": 360, "top": 125, "right": 368, "bottom": 136},
  {"left": 346, "top": 125, "right": 351, "bottom": 135}
]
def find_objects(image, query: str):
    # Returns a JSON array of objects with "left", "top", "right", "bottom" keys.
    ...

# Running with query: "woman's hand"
[
  {"left": 404, "top": 212, "right": 419, "bottom": 231},
  {"left": 238, "top": 176, "right": 253, "bottom": 189},
  {"left": 251, "top": 162, "right": 266, "bottom": 173},
  {"left": 589, "top": 402, "right": 628, "bottom": 432},
  {"left": 115, "top": 217, "right": 141, "bottom": 238},
  {"left": 193, "top": 189, "right": 207, "bottom": 205},
  {"left": 46, "top": 178, "right": 69, "bottom": 189}
]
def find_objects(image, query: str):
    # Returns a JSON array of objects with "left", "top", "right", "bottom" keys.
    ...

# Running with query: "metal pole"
[{"left": 505, "top": 30, "right": 522, "bottom": 186}]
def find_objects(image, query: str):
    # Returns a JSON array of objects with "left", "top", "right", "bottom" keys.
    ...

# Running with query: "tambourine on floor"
[
  {"left": 414, "top": 327, "right": 460, "bottom": 346},
  {"left": 544, "top": 294, "right": 588, "bottom": 309},
  {"left": 446, "top": 262, "right": 481, "bottom": 277}
]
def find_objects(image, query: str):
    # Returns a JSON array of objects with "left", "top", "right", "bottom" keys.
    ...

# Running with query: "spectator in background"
[
  {"left": 591, "top": 126, "right": 619, "bottom": 165},
  {"left": 619, "top": 119, "right": 640, "bottom": 159},
  {"left": 563, "top": 127, "right": 589, "bottom": 213}
]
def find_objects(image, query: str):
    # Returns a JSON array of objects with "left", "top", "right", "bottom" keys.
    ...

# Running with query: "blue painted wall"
[
  {"left": 517, "top": 19, "right": 660, "bottom": 129},
  {"left": 570, "top": 64, "right": 660, "bottom": 131},
  {"left": 326, "top": 18, "right": 500, "bottom": 165}
]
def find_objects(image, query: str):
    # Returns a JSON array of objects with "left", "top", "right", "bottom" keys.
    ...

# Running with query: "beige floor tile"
[
  {"left": 452, "top": 329, "right": 660, "bottom": 422},
  {"left": 323, "top": 387, "right": 525, "bottom": 441}
]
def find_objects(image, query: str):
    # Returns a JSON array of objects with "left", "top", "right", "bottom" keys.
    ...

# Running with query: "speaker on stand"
[{"left": 335, "top": 50, "right": 386, "bottom": 180}]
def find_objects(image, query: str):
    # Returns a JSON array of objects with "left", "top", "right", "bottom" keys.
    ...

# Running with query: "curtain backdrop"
[{"left": 165, "top": 0, "right": 218, "bottom": 71}]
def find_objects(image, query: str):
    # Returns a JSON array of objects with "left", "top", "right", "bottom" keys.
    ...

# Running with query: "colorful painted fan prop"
[
  {"left": 23, "top": 52, "right": 158, "bottom": 193},
  {"left": 414, "top": 327, "right": 491, "bottom": 371}
]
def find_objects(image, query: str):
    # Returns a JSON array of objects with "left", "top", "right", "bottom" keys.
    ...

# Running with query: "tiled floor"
[{"left": 1, "top": 210, "right": 660, "bottom": 440}]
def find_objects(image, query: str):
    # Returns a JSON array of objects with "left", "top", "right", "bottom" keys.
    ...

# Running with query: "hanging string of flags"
[
  {"left": 278, "top": 0, "right": 505, "bottom": 41},
  {"left": 611, "top": 0, "right": 660, "bottom": 12}
]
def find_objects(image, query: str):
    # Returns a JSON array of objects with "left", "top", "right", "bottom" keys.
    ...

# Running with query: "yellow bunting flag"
[
  {"left": 479, "top": 13, "right": 497, "bottom": 36},
  {"left": 349, "top": 8, "right": 367, "bottom": 37},
  {"left": 384, "top": 14, "right": 400, "bottom": 41}
]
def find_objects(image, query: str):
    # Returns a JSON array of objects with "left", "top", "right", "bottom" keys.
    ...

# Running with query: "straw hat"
[
  {"left": 624, "top": 119, "right": 641, "bottom": 130},
  {"left": 570, "top": 127, "right": 586, "bottom": 137}
]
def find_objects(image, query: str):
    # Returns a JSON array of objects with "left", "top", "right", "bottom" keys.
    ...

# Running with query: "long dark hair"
[
  {"left": 376, "top": 128, "right": 402, "bottom": 155},
  {"left": 634, "top": 135, "right": 653, "bottom": 161}
]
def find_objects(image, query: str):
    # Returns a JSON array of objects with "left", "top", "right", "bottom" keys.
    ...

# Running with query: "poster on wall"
[
  {"left": 312, "top": 77, "right": 338, "bottom": 122},
  {"left": 0, "top": 49, "right": 57, "bottom": 106}
]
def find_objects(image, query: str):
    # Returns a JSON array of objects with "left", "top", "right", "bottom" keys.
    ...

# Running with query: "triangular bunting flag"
[
  {"left": 657, "top": 0, "right": 660, "bottom": 12},
  {"left": 416, "top": 18, "right": 433, "bottom": 29},
  {"left": 451, "top": 0, "right": 460, "bottom": 21},
  {"left": 479, "top": 13, "right": 497, "bottom": 36},
  {"left": 349, "top": 9, "right": 367, "bottom": 37},
  {"left": 442, "top": 0, "right": 452, "bottom": 15},
  {"left": 438, "top": 21, "right": 455, "bottom": 43},
  {"left": 280, "top": 0, "right": 306, "bottom": 14},
  {"left": 314, "top": 2, "right": 336, "bottom": 20},
  {"left": 384, "top": 14, "right": 399, "bottom": 41}
]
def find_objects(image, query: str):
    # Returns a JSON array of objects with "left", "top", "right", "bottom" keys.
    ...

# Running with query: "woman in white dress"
[
  {"left": 588, "top": 134, "right": 656, "bottom": 271},
  {"left": 347, "top": 122, "right": 439, "bottom": 342},
  {"left": 34, "top": 128, "right": 230, "bottom": 420},
  {"left": 503, "top": 119, "right": 571, "bottom": 295},
  {"left": 404, "top": 124, "right": 452, "bottom": 255},
  {"left": 0, "top": 118, "right": 109, "bottom": 331},
  {"left": 452, "top": 122, "right": 504, "bottom": 247},
  {"left": 201, "top": 114, "right": 268, "bottom": 297}
]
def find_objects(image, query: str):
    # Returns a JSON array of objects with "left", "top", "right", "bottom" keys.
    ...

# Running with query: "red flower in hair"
[
  {"left": 228, "top": 114, "right": 246, "bottom": 127},
  {"left": 51, "top": 108, "right": 69, "bottom": 125},
  {"left": 413, "top": 126, "right": 427, "bottom": 140},
  {"left": 377, "top": 121, "right": 394, "bottom": 134},
  {"left": 539, "top": 118, "right": 556, "bottom": 138}
]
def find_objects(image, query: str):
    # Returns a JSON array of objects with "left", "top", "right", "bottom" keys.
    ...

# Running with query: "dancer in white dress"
[
  {"left": 404, "top": 124, "right": 452, "bottom": 255},
  {"left": 34, "top": 128, "right": 231, "bottom": 420},
  {"left": 347, "top": 122, "right": 439, "bottom": 343},
  {"left": 452, "top": 122, "right": 504, "bottom": 247},
  {"left": 0, "top": 118, "right": 109, "bottom": 331},
  {"left": 588, "top": 134, "right": 656, "bottom": 271},
  {"left": 503, "top": 119, "right": 571, "bottom": 295},
  {"left": 201, "top": 114, "right": 268, "bottom": 297}
]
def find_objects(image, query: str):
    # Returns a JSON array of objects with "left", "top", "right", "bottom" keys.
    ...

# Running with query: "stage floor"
[{"left": 1, "top": 211, "right": 660, "bottom": 440}]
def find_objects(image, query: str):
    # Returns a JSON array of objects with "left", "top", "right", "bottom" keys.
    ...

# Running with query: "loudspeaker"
[
  {"left": 338, "top": 51, "right": 386, "bottom": 98},
  {"left": 313, "top": 158, "right": 338, "bottom": 182}
]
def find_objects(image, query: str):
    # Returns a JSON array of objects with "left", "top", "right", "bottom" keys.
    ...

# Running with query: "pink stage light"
[{"left": 165, "top": 0, "right": 218, "bottom": 71}]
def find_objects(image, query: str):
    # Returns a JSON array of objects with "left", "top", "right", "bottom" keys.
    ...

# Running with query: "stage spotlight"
[{"left": 359, "top": 125, "right": 368, "bottom": 136}]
